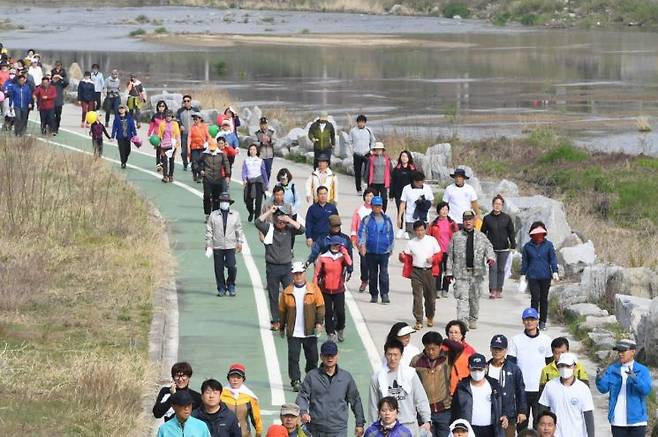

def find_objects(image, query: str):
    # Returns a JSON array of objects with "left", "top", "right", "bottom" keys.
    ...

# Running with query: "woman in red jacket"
[
  {"left": 313, "top": 235, "right": 352, "bottom": 343},
  {"left": 33, "top": 76, "right": 57, "bottom": 135},
  {"left": 428, "top": 201, "right": 459, "bottom": 298}
]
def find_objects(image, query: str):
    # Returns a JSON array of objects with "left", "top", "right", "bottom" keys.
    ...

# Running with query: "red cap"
[
  {"left": 227, "top": 363, "right": 246, "bottom": 379},
  {"left": 266, "top": 425, "right": 289, "bottom": 437}
]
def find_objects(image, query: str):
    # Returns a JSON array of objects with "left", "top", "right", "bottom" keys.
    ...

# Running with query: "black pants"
[
  {"left": 359, "top": 253, "right": 369, "bottom": 282},
  {"left": 14, "top": 108, "right": 29, "bottom": 136},
  {"left": 611, "top": 426, "right": 646, "bottom": 437},
  {"left": 353, "top": 153, "right": 368, "bottom": 191},
  {"left": 180, "top": 132, "right": 188, "bottom": 168},
  {"left": 39, "top": 109, "right": 55, "bottom": 134},
  {"left": 322, "top": 292, "right": 345, "bottom": 334},
  {"left": 104, "top": 96, "right": 120, "bottom": 125},
  {"left": 191, "top": 149, "right": 203, "bottom": 179},
  {"left": 92, "top": 138, "right": 103, "bottom": 157},
  {"left": 155, "top": 146, "right": 160, "bottom": 165},
  {"left": 244, "top": 181, "right": 264, "bottom": 218},
  {"left": 471, "top": 425, "right": 495, "bottom": 437},
  {"left": 203, "top": 180, "right": 225, "bottom": 215},
  {"left": 436, "top": 254, "right": 449, "bottom": 292},
  {"left": 529, "top": 279, "right": 551, "bottom": 323},
  {"left": 54, "top": 105, "right": 63, "bottom": 133},
  {"left": 117, "top": 138, "right": 131, "bottom": 165},
  {"left": 518, "top": 391, "right": 540, "bottom": 431},
  {"left": 94, "top": 91, "right": 102, "bottom": 114},
  {"left": 266, "top": 263, "right": 292, "bottom": 323},
  {"left": 213, "top": 248, "right": 236, "bottom": 292},
  {"left": 369, "top": 183, "right": 388, "bottom": 211},
  {"left": 287, "top": 336, "right": 318, "bottom": 382},
  {"left": 313, "top": 149, "right": 331, "bottom": 169},
  {"left": 160, "top": 151, "right": 175, "bottom": 178}
]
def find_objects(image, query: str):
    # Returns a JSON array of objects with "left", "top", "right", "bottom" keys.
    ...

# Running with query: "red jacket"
[
  {"left": 33, "top": 85, "right": 57, "bottom": 111},
  {"left": 367, "top": 154, "right": 391, "bottom": 188},
  {"left": 313, "top": 248, "right": 352, "bottom": 294},
  {"left": 428, "top": 217, "right": 459, "bottom": 253},
  {"left": 399, "top": 251, "right": 443, "bottom": 278}
]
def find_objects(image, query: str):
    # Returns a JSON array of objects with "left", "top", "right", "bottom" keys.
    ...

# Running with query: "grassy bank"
[{"left": 0, "top": 136, "right": 169, "bottom": 435}]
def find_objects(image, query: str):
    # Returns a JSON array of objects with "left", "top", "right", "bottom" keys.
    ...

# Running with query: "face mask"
[
  {"left": 219, "top": 202, "right": 230, "bottom": 211},
  {"left": 470, "top": 370, "right": 485, "bottom": 382},
  {"left": 559, "top": 367, "right": 574, "bottom": 379}
]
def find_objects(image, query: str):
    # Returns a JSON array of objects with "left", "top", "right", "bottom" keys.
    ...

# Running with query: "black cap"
[
  {"left": 490, "top": 334, "right": 508, "bottom": 349},
  {"left": 170, "top": 390, "right": 193, "bottom": 406},
  {"left": 320, "top": 340, "right": 338, "bottom": 356},
  {"left": 259, "top": 117, "right": 268, "bottom": 123},
  {"left": 468, "top": 353, "right": 487, "bottom": 369}
]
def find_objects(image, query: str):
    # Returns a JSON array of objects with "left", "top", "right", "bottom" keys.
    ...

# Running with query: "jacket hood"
[{"left": 449, "top": 419, "right": 475, "bottom": 437}]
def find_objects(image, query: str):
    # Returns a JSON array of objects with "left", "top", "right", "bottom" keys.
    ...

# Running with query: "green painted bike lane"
[{"left": 39, "top": 123, "right": 377, "bottom": 425}]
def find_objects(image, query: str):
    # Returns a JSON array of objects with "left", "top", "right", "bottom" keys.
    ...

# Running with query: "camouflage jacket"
[{"left": 446, "top": 229, "right": 495, "bottom": 279}]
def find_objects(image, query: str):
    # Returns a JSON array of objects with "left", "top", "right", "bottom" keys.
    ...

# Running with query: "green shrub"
[
  {"left": 135, "top": 14, "right": 150, "bottom": 24},
  {"left": 540, "top": 144, "right": 589, "bottom": 164},
  {"left": 153, "top": 26, "right": 168, "bottom": 34},
  {"left": 128, "top": 28, "right": 146, "bottom": 37},
  {"left": 520, "top": 14, "right": 539, "bottom": 25},
  {"left": 442, "top": 2, "right": 471, "bottom": 18}
]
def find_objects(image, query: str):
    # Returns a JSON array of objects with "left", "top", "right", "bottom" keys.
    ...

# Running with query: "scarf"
[{"left": 226, "top": 384, "right": 258, "bottom": 400}]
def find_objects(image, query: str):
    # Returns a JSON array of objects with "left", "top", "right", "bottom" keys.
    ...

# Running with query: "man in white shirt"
[
  {"left": 397, "top": 171, "right": 434, "bottom": 237},
  {"left": 442, "top": 168, "right": 479, "bottom": 227},
  {"left": 402, "top": 220, "right": 441, "bottom": 330},
  {"left": 538, "top": 353, "right": 595, "bottom": 437},
  {"left": 507, "top": 308, "right": 553, "bottom": 432},
  {"left": 350, "top": 114, "right": 375, "bottom": 194}
]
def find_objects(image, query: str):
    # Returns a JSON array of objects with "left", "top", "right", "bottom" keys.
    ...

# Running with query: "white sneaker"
[
  {"left": 403, "top": 232, "right": 410, "bottom": 240},
  {"left": 396, "top": 229, "right": 405, "bottom": 239}
]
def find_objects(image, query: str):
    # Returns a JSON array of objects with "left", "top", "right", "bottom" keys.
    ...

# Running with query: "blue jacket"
[
  {"left": 219, "top": 131, "right": 239, "bottom": 149},
  {"left": 305, "top": 202, "right": 339, "bottom": 241},
  {"left": 521, "top": 240, "right": 558, "bottom": 280},
  {"left": 111, "top": 114, "right": 138, "bottom": 140},
  {"left": 77, "top": 79, "right": 96, "bottom": 102},
  {"left": 358, "top": 213, "right": 394, "bottom": 255},
  {"left": 9, "top": 82, "right": 32, "bottom": 110},
  {"left": 364, "top": 420, "right": 412, "bottom": 437},
  {"left": 487, "top": 358, "right": 528, "bottom": 417},
  {"left": 156, "top": 415, "right": 211, "bottom": 437},
  {"left": 596, "top": 360, "right": 652, "bottom": 424},
  {"left": 307, "top": 231, "right": 353, "bottom": 273}
]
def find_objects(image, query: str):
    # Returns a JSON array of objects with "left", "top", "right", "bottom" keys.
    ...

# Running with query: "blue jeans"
[
  {"left": 431, "top": 410, "right": 451, "bottom": 437},
  {"left": 366, "top": 253, "right": 389, "bottom": 298},
  {"left": 263, "top": 157, "right": 274, "bottom": 181}
]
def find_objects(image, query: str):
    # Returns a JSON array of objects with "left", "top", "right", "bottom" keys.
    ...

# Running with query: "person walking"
[
  {"left": 158, "top": 110, "right": 181, "bottom": 183},
  {"left": 206, "top": 192, "right": 244, "bottom": 297},
  {"left": 448, "top": 420, "right": 476, "bottom": 437},
  {"left": 242, "top": 143, "right": 269, "bottom": 222},
  {"left": 149, "top": 100, "right": 169, "bottom": 170},
  {"left": 261, "top": 185, "right": 293, "bottom": 218},
  {"left": 255, "top": 116, "right": 276, "bottom": 180},
  {"left": 103, "top": 69, "right": 121, "bottom": 126},
  {"left": 308, "top": 111, "right": 335, "bottom": 168},
  {"left": 390, "top": 151, "right": 416, "bottom": 238},
  {"left": 596, "top": 339, "right": 653, "bottom": 437},
  {"left": 279, "top": 403, "right": 312, "bottom": 437},
  {"left": 111, "top": 104, "right": 137, "bottom": 169},
  {"left": 218, "top": 106, "right": 241, "bottom": 132},
  {"left": 176, "top": 94, "right": 196, "bottom": 171},
  {"left": 480, "top": 195, "right": 516, "bottom": 299},
  {"left": 189, "top": 112, "right": 210, "bottom": 183},
  {"left": 89, "top": 116, "right": 111, "bottom": 158},
  {"left": 276, "top": 168, "right": 301, "bottom": 221},
  {"left": 444, "top": 320, "right": 475, "bottom": 396},
  {"left": 2, "top": 68, "right": 18, "bottom": 132},
  {"left": 520, "top": 221, "right": 559, "bottom": 331},
  {"left": 32, "top": 75, "right": 56, "bottom": 135},
  {"left": 220, "top": 364, "right": 263, "bottom": 437},
  {"left": 313, "top": 237, "right": 352, "bottom": 343},
  {"left": 365, "top": 397, "right": 412, "bottom": 437},
  {"left": 450, "top": 354, "right": 511, "bottom": 437},
  {"left": 193, "top": 379, "right": 241, "bottom": 437},
  {"left": 257, "top": 207, "right": 306, "bottom": 331},
  {"left": 77, "top": 70, "right": 95, "bottom": 128},
  {"left": 429, "top": 201, "right": 459, "bottom": 298},
  {"left": 8, "top": 74, "right": 32, "bottom": 136},
  {"left": 126, "top": 73, "right": 146, "bottom": 128},
  {"left": 90, "top": 63, "right": 104, "bottom": 113},
  {"left": 306, "top": 214, "right": 353, "bottom": 275},
  {"left": 50, "top": 73, "right": 68, "bottom": 134},
  {"left": 365, "top": 142, "right": 392, "bottom": 212},
  {"left": 279, "top": 261, "right": 325, "bottom": 392},
  {"left": 385, "top": 323, "right": 421, "bottom": 367},
  {"left": 397, "top": 171, "right": 433, "bottom": 238},
  {"left": 351, "top": 188, "right": 374, "bottom": 293},
  {"left": 442, "top": 168, "right": 479, "bottom": 229},
  {"left": 305, "top": 186, "right": 339, "bottom": 249},
  {"left": 400, "top": 221, "right": 442, "bottom": 329},
  {"left": 369, "top": 339, "right": 432, "bottom": 436},
  {"left": 507, "top": 308, "right": 553, "bottom": 432},
  {"left": 296, "top": 341, "right": 366, "bottom": 437},
  {"left": 350, "top": 114, "right": 375, "bottom": 194},
  {"left": 200, "top": 138, "right": 231, "bottom": 220},
  {"left": 539, "top": 337, "right": 589, "bottom": 392},
  {"left": 153, "top": 362, "right": 203, "bottom": 422},
  {"left": 306, "top": 154, "right": 338, "bottom": 204},
  {"left": 445, "top": 209, "right": 495, "bottom": 329},
  {"left": 157, "top": 391, "right": 211, "bottom": 437},
  {"left": 358, "top": 196, "right": 395, "bottom": 304},
  {"left": 486, "top": 335, "right": 527, "bottom": 437}
]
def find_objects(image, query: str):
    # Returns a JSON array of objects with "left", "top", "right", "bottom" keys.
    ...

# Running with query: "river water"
[{"left": 3, "top": 6, "right": 658, "bottom": 155}]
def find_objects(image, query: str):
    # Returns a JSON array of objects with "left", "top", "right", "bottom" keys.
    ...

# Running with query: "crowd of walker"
[{"left": 1, "top": 49, "right": 653, "bottom": 437}]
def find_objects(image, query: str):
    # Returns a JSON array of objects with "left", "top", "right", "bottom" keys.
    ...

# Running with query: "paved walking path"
[{"left": 30, "top": 104, "right": 608, "bottom": 433}]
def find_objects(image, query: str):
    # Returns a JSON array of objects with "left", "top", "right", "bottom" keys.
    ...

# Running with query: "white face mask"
[
  {"left": 559, "top": 367, "right": 574, "bottom": 379},
  {"left": 219, "top": 202, "right": 230, "bottom": 211},
  {"left": 470, "top": 370, "right": 485, "bottom": 382}
]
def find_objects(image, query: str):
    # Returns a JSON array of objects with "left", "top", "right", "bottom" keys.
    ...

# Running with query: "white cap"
[
  {"left": 557, "top": 352, "right": 577, "bottom": 366},
  {"left": 291, "top": 261, "right": 306, "bottom": 273},
  {"left": 397, "top": 325, "right": 416, "bottom": 337}
]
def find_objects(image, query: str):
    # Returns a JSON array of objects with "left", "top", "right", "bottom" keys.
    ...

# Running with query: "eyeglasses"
[
  {"left": 173, "top": 373, "right": 189, "bottom": 379},
  {"left": 183, "top": 99, "right": 191, "bottom": 102}
]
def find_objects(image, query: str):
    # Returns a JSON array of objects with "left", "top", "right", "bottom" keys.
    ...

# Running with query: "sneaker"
[
  {"left": 161, "top": 177, "right": 168, "bottom": 183},
  {"left": 168, "top": 176, "right": 174, "bottom": 183},
  {"left": 539, "top": 321, "right": 547, "bottom": 331},
  {"left": 228, "top": 285, "right": 236, "bottom": 297},
  {"left": 193, "top": 174, "right": 197, "bottom": 182},
  {"left": 156, "top": 164, "right": 162, "bottom": 172},
  {"left": 270, "top": 322, "right": 280, "bottom": 331},
  {"left": 403, "top": 232, "right": 410, "bottom": 240},
  {"left": 396, "top": 229, "right": 405, "bottom": 239},
  {"left": 369, "top": 296, "right": 378, "bottom": 303},
  {"left": 381, "top": 294, "right": 390, "bottom": 304},
  {"left": 489, "top": 292, "right": 496, "bottom": 299},
  {"left": 496, "top": 290, "right": 503, "bottom": 299},
  {"left": 356, "top": 190, "right": 362, "bottom": 196},
  {"left": 426, "top": 318, "right": 433, "bottom": 327},
  {"left": 196, "top": 179, "right": 201, "bottom": 184},
  {"left": 217, "top": 288, "right": 226, "bottom": 297},
  {"left": 291, "top": 380, "right": 302, "bottom": 392},
  {"left": 328, "top": 333, "right": 337, "bottom": 343},
  {"left": 183, "top": 165, "right": 188, "bottom": 171},
  {"left": 121, "top": 163, "right": 126, "bottom": 169},
  {"left": 414, "top": 321, "right": 423, "bottom": 330},
  {"left": 358, "top": 281, "right": 368, "bottom": 293},
  {"left": 337, "top": 329, "right": 345, "bottom": 342},
  {"left": 205, "top": 214, "right": 210, "bottom": 223},
  {"left": 469, "top": 320, "right": 478, "bottom": 330},
  {"left": 248, "top": 212, "right": 254, "bottom": 222},
  {"left": 80, "top": 122, "right": 85, "bottom": 128}
]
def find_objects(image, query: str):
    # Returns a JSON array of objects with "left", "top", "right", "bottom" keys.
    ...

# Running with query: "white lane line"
[{"left": 34, "top": 132, "right": 286, "bottom": 406}]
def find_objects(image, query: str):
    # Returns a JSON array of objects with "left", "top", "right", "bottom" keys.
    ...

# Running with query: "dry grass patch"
[{"left": 183, "top": 87, "right": 234, "bottom": 113}]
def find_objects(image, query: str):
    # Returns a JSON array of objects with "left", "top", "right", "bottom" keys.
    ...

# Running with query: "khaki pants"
[
  {"left": 411, "top": 267, "right": 436, "bottom": 322},
  {"left": 453, "top": 275, "right": 485, "bottom": 322}
]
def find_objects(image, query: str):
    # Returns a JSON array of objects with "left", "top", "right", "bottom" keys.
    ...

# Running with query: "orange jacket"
[
  {"left": 189, "top": 122, "right": 209, "bottom": 150},
  {"left": 442, "top": 341, "right": 475, "bottom": 394}
]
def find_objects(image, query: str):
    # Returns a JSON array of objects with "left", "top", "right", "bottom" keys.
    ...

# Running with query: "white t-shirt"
[
  {"left": 538, "top": 378, "right": 594, "bottom": 437},
  {"left": 612, "top": 361, "right": 647, "bottom": 427},
  {"left": 470, "top": 381, "right": 493, "bottom": 426},
  {"left": 508, "top": 331, "right": 552, "bottom": 392},
  {"left": 400, "top": 184, "right": 435, "bottom": 222},
  {"left": 406, "top": 235, "right": 441, "bottom": 268},
  {"left": 442, "top": 183, "right": 478, "bottom": 224},
  {"left": 292, "top": 284, "right": 308, "bottom": 338},
  {"left": 487, "top": 364, "right": 502, "bottom": 381}
]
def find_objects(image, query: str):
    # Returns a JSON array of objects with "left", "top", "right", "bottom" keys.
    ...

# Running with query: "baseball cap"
[
  {"left": 468, "top": 353, "right": 487, "bottom": 369},
  {"left": 462, "top": 209, "right": 476, "bottom": 220},
  {"left": 372, "top": 196, "right": 383, "bottom": 206},
  {"left": 327, "top": 235, "right": 345, "bottom": 246},
  {"left": 396, "top": 325, "right": 416, "bottom": 337},
  {"left": 227, "top": 363, "right": 246, "bottom": 379},
  {"left": 613, "top": 339, "right": 637, "bottom": 352},
  {"left": 291, "top": 261, "right": 306, "bottom": 273},
  {"left": 522, "top": 307, "right": 539, "bottom": 320},
  {"left": 557, "top": 352, "right": 577, "bottom": 366},
  {"left": 320, "top": 340, "right": 338, "bottom": 356},
  {"left": 490, "top": 334, "right": 508, "bottom": 349},
  {"left": 170, "top": 390, "right": 193, "bottom": 406},
  {"left": 280, "top": 403, "right": 300, "bottom": 417}
]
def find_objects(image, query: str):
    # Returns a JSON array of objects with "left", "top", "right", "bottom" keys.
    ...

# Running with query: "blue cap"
[
  {"left": 468, "top": 353, "right": 487, "bottom": 369},
  {"left": 320, "top": 341, "right": 338, "bottom": 356},
  {"left": 522, "top": 307, "right": 539, "bottom": 319},
  {"left": 327, "top": 235, "right": 345, "bottom": 246},
  {"left": 490, "top": 334, "right": 508, "bottom": 349},
  {"left": 170, "top": 390, "right": 193, "bottom": 406},
  {"left": 372, "top": 196, "right": 383, "bottom": 206}
]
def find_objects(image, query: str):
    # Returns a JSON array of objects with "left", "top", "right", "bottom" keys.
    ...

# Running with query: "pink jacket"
[
  {"left": 428, "top": 217, "right": 458, "bottom": 253},
  {"left": 350, "top": 204, "right": 372, "bottom": 244}
]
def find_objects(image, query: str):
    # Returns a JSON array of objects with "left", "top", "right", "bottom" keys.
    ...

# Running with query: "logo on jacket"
[{"left": 388, "top": 380, "right": 407, "bottom": 401}]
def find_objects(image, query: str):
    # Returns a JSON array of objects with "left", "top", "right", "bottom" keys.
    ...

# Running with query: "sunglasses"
[{"left": 183, "top": 99, "right": 191, "bottom": 102}]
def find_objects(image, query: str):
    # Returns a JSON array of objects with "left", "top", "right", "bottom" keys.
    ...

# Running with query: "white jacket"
[
  {"left": 306, "top": 168, "right": 338, "bottom": 204},
  {"left": 205, "top": 209, "right": 245, "bottom": 249}
]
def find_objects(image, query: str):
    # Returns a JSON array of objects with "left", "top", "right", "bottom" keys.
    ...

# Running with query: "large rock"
[
  {"left": 509, "top": 195, "right": 572, "bottom": 249},
  {"left": 636, "top": 297, "right": 658, "bottom": 365},
  {"left": 411, "top": 152, "right": 431, "bottom": 179},
  {"left": 564, "top": 303, "right": 608, "bottom": 319},
  {"left": 615, "top": 294, "right": 651, "bottom": 335},
  {"left": 68, "top": 62, "right": 83, "bottom": 81},
  {"left": 559, "top": 241, "right": 596, "bottom": 277},
  {"left": 425, "top": 143, "right": 452, "bottom": 182},
  {"left": 551, "top": 283, "right": 589, "bottom": 306},
  {"left": 495, "top": 179, "right": 519, "bottom": 198},
  {"left": 246, "top": 105, "right": 262, "bottom": 134},
  {"left": 240, "top": 135, "right": 257, "bottom": 149},
  {"left": 150, "top": 92, "right": 183, "bottom": 113},
  {"left": 199, "top": 109, "right": 219, "bottom": 127},
  {"left": 335, "top": 131, "right": 352, "bottom": 159},
  {"left": 579, "top": 263, "right": 624, "bottom": 302},
  {"left": 587, "top": 329, "right": 616, "bottom": 350},
  {"left": 581, "top": 315, "right": 618, "bottom": 331},
  {"left": 341, "top": 155, "right": 355, "bottom": 176},
  {"left": 618, "top": 267, "right": 658, "bottom": 299}
]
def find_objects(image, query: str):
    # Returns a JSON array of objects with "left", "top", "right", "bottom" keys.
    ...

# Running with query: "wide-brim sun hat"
[
  {"left": 529, "top": 226, "right": 548, "bottom": 235},
  {"left": 397, "top": 325, "right": 416, "bottom": 337},
  {"left": 450, "top": 168, "right": 469, "bottom": 179}
]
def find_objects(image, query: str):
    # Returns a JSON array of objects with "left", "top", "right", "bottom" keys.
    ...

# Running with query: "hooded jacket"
[
  {"left": 279, "top": 281, "right": 325, "bottom": 338},
  {"left": 364, "top": 420, "right": 412, "bottom": 437},
  {"left": 358, "top": 213, "right": 395, "bottom": 255},
  {"left": 368, "top": 364, "right": 431, "bottom": 425},
  {"left": 192, "top": 403, "right": 241, "bottom": 437},
  {"left": 308, "top": 119, "right": 335, "bottom": 152},
  {"left": 33, "top": 83, "right": 56, "bottom": 110},
  {"left": 486, "top": 358, "right": 528, "bottom": 418},
  {"left": 313, "top": 248, "right": 352, "bottom": 293},
  {"left": 448, "top": 419, "right": 475, "bottom": 437},
  {"left": 9, "top": 81, "right": 32, "bottom": 110},
  {"left": 520, "top": 239, "right": 558, "bottom": 280},
  {"left": 77, "top": 78, "right": 95, "bottom": 102},
  {"left": 451, "top": 376, "right": 513, "bottom": 437}
]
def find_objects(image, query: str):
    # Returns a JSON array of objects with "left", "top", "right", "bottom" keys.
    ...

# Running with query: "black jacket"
[
  {"left": 153, "top": 386, "right": 202, "bottom": 422},
  {"left": 390, "top": 165, "right": 415, "bottom": 200},
  {"left": 486, "top": 358, "right": 527, "bottom": 418},
  {"left": 480, "top": 212, "right": 516, "bottom": 251},
  {"left": 192, "top": 402, "right": 241, "bottom": 437},
  {"left": 451, "top": 376, "right": 513, "bottom": 437}
]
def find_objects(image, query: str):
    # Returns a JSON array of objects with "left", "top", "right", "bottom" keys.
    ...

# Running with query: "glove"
[
  {"left": 205, "top": 247, "right": 213, "bottom": 258},
  {"left": 552, "top": 272, "right": 560, "bottom": 281}
]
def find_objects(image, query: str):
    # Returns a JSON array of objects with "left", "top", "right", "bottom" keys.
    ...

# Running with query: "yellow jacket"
[
  {"left": 539, "top": 360, "right": 589, "bottom": 388},
  {"left": 220, "top": 389, "right": 263, "bottom": 437},
  {"left": 158, "top": 120, "right": 181, "bottom": 144}
]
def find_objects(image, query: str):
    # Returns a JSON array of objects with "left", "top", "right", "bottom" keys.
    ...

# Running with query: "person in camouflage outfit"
[{"left": 445, "top": 209, "right": 495, "bottom": 329}]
